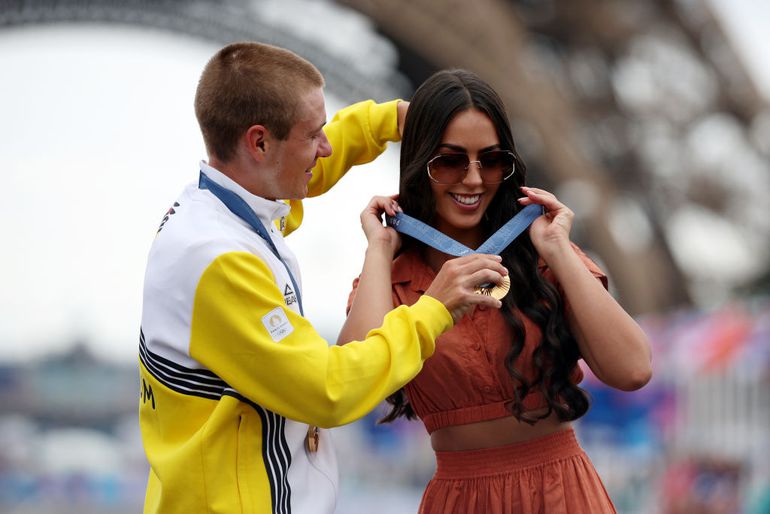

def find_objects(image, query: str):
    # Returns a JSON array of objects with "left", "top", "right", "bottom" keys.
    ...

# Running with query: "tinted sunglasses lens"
[
  {"left": 479, "top": 151, "right": 515, "bottom": 183},
  {"left": 429, "top": 154, "right": 470, "bottom": 184}
]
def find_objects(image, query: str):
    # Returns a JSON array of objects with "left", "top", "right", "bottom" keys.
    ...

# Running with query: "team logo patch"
[{"left": 262, "top": 307, "right": 294, "bottom": 342}]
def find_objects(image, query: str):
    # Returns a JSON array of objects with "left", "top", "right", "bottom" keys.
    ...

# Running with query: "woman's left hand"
[
  {"left": 518, "top": 186, "right": 573, "bottom": 258},
  {"left": 360, "top": 195, "right": 402, "bottom": 256}
]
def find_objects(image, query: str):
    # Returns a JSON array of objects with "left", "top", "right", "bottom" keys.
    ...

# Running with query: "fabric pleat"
[{"left": 419, "top": 429, "right": 616, "bottom": 514}]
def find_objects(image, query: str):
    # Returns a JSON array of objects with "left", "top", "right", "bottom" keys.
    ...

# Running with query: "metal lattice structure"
[
  {"left": 0, "top": 0, "right": 411, "bottom": 101},
  {"left": 339, "top": 0, "right": 770, "bottom": 314}
]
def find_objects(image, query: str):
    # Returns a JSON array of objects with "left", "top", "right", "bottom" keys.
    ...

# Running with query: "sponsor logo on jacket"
[{"left": 284, "top": 284, "right": 297, "bottom": 306}]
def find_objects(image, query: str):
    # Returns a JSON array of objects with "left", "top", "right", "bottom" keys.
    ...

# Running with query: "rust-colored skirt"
[{"left": 419, "top": 428, "right": 616, "bottom": 514}]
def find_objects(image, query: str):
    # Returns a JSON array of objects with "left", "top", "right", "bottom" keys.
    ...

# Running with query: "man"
[{"left": 138, "top": 42, "right": 505, "bottom": 514}]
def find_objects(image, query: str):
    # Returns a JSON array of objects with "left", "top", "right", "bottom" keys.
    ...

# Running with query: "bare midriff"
[{"left": 430, "top": 411, "right": 571, "bottom": 452}]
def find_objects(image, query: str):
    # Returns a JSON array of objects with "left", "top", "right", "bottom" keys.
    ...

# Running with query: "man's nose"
[{"left": 317, "top": 131, "right": 332, "bottom": 158}]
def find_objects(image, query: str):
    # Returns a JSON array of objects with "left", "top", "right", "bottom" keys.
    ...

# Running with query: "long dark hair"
[{"left": 381, "top": 69, "right": 589, "bottom": 424}]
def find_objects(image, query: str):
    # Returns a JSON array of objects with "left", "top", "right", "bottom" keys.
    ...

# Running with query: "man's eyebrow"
[{"left": 311, "top": 121, "right": 327, "bottom": 134}]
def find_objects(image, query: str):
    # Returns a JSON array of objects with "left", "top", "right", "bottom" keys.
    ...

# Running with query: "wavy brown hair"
[{"left": 381, "top": 69, "right": 589, "bottom": 425}]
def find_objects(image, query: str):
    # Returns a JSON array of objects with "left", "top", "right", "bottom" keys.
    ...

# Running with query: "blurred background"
[{"left": 1, "top": 0, "right": 769, "bottom": 512}]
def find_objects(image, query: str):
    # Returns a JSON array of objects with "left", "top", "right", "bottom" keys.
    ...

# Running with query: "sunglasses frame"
[{"left": 426, "top": 150, "right": 517, "bottom": 185}]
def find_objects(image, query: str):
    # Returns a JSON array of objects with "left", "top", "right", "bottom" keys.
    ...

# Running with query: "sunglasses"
[{"left": 426, "top": 150, "right": 516, "bottom": 185}]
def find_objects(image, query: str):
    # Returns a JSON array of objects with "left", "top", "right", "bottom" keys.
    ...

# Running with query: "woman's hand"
[
  {"left": 360, "top": 195, "right": 402, "bottom": 257},
  {"left": 518, "top": 186, "right": 573, "bottom": 259},
  {"left": 339, "top": 195, "right": 403, "bottom": 345}
]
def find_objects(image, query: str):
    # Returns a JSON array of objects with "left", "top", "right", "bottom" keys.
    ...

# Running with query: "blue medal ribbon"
[
  {"left": 386, "top": 203, "right": 543, "bottom": 257},
  {"left": 199, "top": 172, "right": 304, "bottom": 315}
]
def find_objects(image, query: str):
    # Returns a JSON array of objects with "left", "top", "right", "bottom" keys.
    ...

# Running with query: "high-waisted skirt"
[{"left": 419, "top": 428, "right": 616, "bottom": 514}]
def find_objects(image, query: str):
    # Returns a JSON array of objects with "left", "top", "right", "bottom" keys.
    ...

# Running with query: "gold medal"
[
  {"left": 474, "top": 274, "right": 510, "bottom": 300},
  {"left": 306, "top": 425, "right": 319, "bottom": 452}
]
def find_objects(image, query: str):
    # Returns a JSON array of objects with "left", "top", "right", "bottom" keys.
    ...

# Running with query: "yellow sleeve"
[
  {"left": 281, "top": 99, "right": 402, "bottom": 236},
  {"left": 189, "top": 251, "right": 450, "bottom": 427}
]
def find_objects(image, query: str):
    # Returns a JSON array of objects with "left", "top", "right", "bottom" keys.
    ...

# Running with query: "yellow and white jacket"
[{"left": 139, "top": 100, "right": 453, "bottom": 514}]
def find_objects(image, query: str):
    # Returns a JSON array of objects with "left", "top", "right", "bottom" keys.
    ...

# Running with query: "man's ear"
[{"left": 244, "top": 124, "right": 270, "bottom": 161}]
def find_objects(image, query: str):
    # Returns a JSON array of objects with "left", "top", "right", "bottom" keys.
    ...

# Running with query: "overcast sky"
[
  {"left": 0, "top": 1, "right": 767, "bottom": 363},
  {"left": 707, "top": 0, "right": 770, "bottom": 99}
]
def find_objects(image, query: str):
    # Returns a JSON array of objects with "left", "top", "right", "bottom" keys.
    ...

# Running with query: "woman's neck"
[{"left": 423, "top": 246, "right": 452, "bottom": 273}]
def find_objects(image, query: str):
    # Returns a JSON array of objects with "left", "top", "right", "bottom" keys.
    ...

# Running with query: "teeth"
[{"left": 451, "top": 194, "right": 480, "bottom": 205}]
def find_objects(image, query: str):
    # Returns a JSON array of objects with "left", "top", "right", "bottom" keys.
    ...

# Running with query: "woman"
[{"left": 340, "top": 69, "right": 652, "bottom": 513}]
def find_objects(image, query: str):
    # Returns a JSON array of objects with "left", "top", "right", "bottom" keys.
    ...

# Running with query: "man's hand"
[{"left": 425, "top": 254, "right": 507, "bottom": 323}]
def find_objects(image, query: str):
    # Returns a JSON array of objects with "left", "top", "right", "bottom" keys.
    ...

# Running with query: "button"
[
  {"left": 478, "top": 305, "right": 487, "bottom": 311},
  {"left": 483, "top": 385, "right": 493, "bottom": 393},
  {"left": 472, "top": 343, "right": 481, "bottom": 351}
]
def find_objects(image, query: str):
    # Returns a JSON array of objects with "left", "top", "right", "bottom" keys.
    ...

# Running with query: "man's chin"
[{"left": 284, "top": 189, "right": 308, "bottom": 201}]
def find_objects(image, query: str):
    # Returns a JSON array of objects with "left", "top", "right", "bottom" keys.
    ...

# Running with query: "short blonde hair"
[{"left": 194, "top": 42, "right": 324, "bottom": 162}]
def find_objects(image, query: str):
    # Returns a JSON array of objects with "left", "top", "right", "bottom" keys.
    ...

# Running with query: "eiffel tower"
[
  {"left": 3, "top": 0, "right": 767, "bottom": 314},
  {"left": 340, "top": 0, "right": 770, "bottom": 314}
]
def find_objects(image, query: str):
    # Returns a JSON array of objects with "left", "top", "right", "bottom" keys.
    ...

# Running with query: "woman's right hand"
[{"left": 360, "top": 195, "right": 402, "bottom": 257}]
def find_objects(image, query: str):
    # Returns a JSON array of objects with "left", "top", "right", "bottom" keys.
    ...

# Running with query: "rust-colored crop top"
[{"left": 347, "top": 243, "right": 608, "bottom": 434}]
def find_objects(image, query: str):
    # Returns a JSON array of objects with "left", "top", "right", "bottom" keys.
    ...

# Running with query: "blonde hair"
[{"left": 194, "top": 41, "right": 324, "bottom": 162}]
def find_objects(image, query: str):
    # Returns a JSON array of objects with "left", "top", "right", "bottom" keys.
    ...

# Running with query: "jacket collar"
[{"left": 199, "top": 161, "right": 290, "bottom": 223}]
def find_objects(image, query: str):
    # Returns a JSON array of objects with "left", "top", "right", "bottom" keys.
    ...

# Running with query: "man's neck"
[{"left": 206, "top": 157, "right": 275, "bottom": 200}]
